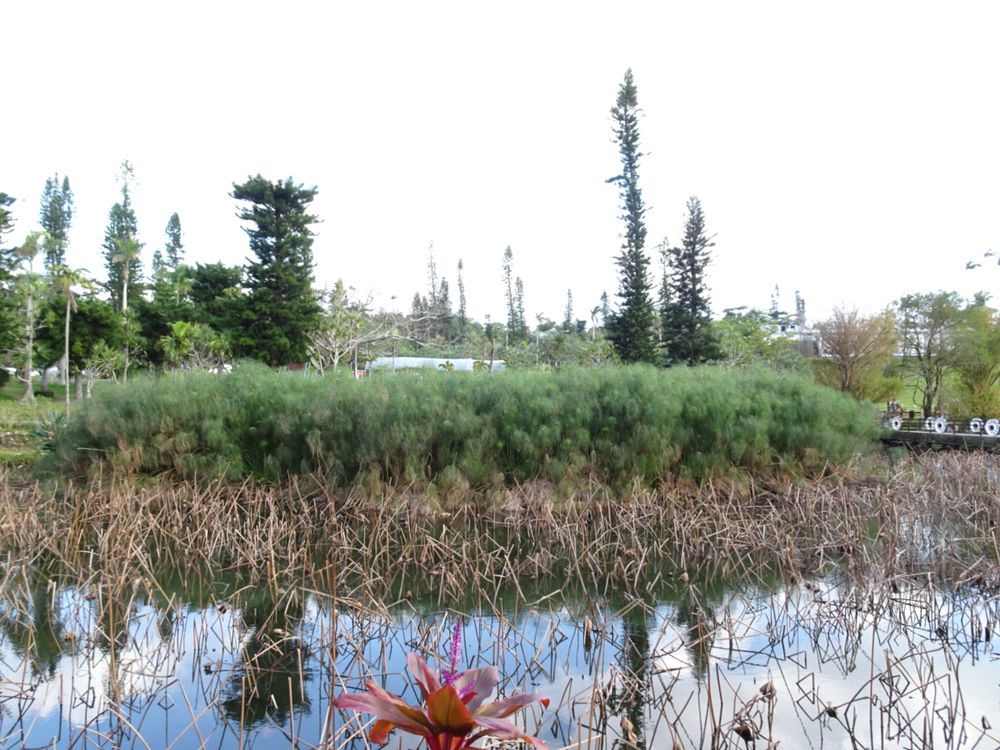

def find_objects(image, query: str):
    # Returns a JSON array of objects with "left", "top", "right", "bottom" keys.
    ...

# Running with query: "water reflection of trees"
[
  {"left": 620, "top": 610, "right": 650, "bottom": 750},
  {"left": 221, "top": 591, "right": 313, "bottom": 727},
  {"left": 676, "top": 600, "right": 715, "bottom": 684},
  {"left": 0, "top": 567, "right": 65, "bottom": 679}
]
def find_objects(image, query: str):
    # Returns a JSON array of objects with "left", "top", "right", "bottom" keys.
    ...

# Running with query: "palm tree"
[
  {"left": 160, "top": 320, "right": 195, "bottom": 371},
  {"left": 112, "top": 237, "right": 142, "bottom": 383},
  {"left": 52, "top": 265, "right": 91, "bottom": 414},
  {"left": 15, "top": 232, "right": 44, "bottom": 401}
]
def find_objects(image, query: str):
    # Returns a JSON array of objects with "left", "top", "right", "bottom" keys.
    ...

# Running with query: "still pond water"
[{"left": 1, "top": 569, "right": 998, "bottom": 749}]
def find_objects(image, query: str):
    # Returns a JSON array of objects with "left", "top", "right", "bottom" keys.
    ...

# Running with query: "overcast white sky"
[{"left": 4, "top": 1, "right": 999, "bottom": 326}]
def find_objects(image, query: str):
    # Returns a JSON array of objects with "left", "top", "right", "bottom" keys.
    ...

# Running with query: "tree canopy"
[
  {"left": 606, "top": 69, "right": 657, "bottom": 364},
  {"left": 660, "top": 197, "right": 720, "bottom": 366},
  {"left": 232, "top": 175, "right": 321, "bottom": 366},
  {"left": 39, "top": 174, "right": 74, "bottom": 271}
]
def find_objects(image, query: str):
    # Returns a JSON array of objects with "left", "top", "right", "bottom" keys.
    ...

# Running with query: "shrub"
[{"left": 46, "top": 365, "right": 879, "bottom": 486}]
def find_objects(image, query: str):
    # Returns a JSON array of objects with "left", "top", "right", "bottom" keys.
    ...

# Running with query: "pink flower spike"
[{"left": 442, "top": 617, "right": 463, "bottom": 685}]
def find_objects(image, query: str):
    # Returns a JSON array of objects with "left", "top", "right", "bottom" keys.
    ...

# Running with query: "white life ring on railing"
[
  {"left": 889, "top": 416, "right": 903, "bottom": 431},
  {"left": 985, "top": 419, "right": 1000, "bottom": 437},
  {"left": 924, "top": 417, "right": 934, "bottom": 431},
  {"left": 932, "top": 417, "right": 948, "bottom": 434},
  {"left": 970, "top": 418, "right": 984, "bottom": 434}
]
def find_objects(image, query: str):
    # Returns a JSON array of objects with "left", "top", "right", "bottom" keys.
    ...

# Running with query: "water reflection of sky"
[{"left": 0, "top": 579, "right": 998, "bottom": 749}]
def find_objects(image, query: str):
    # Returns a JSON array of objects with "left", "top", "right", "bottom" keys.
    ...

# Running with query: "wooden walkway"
[{"left": 880, "top": 429, "right": 1000, "bottom": 451}]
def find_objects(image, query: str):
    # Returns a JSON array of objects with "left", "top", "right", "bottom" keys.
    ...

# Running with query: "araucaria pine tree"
[
  {"left": 160, "top": 212, "right": 185, "bottom": 270},
  {"left": 0, "top": 193, "right": 18, "bottom": 354},
  {"left": 152, "top": 212, "right": 184, "bottom": 272},
  {"left": 102, "top": 161, "right": 143, "bottom": 313},
  {"left": 456, "top": 258, "right": 467, "bottom": 334},
  {"left": 232, "top": 175, "right": 321, "bottom": 366},
  {"left": 39, "top": 174, "right": 74, "bottom": 271},
  {"left": 606, "top": 69, "right": 657, "bottom": 364},
  {"left": 660, "top": 196, "right": 721, "bottom": 365},
  {"left": 502, "top": 246, "right": 527, "bottom": 342}
]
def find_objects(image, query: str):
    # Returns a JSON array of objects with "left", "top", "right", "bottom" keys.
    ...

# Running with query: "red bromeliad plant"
[{"left": 334, "top": 620, "right": 550, "bottom": 750}]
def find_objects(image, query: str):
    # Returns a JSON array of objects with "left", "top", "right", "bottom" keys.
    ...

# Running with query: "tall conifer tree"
[
  {"left": 502, "top": 245, "right": 516, "bottom": 343},
  {"left": 456, "top": 258, "right": 467, "bottom": 334},
  {"left": 232, "top": 175, "right": 321, "bottom": 366},
  {"left": 0, "top": 193, "right": 17, "bottom": 354},
  {"left": 39, "top": 175, "right": 74, "bottom": 271},
  {"left": 606, "top": 69, "right": 657, "bottom": 363},
  {"left": 164, "top": 212, "right": 184, "bottom": 269},
  {"left": 102, "top": 162, "right": 143, "bottom": 312},
  {"left": 154, "top": 212, "right": 184, "bottom": 272},
  {"left": 514, "top": 277, "right": 526, "bottom": 341},
  {"left": 661, "top": 197, "right": 720, "bottom": 365}
]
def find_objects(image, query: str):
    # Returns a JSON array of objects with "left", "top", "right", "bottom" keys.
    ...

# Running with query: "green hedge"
[{"left": 46, "top": 363, "right": 878, "bottom": 485}]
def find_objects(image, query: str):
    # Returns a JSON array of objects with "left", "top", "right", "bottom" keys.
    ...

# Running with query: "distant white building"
[
  {"left": 366, "top": 357, "right": 505, "bottom": 373},
  {"left": 764, "top": 320, "right": 821, "bottom": 357}
]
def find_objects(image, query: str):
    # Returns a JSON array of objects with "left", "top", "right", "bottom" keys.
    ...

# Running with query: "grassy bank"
[
  {"left": 0, "top": 381, "right": 64, "bottom": 467},
  {"left": 44, "top": 363, "right": 878, "bottom": 486}
]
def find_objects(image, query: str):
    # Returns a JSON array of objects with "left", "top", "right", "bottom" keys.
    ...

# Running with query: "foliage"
[
  {"left": 109, "top": 234, "right": 143, "bottom": 382},
  {"left": 38, "top": 295, "right": 123, "bottom": 376},
  {"left": 50, "top": 265, "right": 91, "bottom": 411},
  {"left": 0, "top": 192, "right": 18, "bottom": 354},
  {"left": 606, "top": 69, "right": 656, "bottom": 364},
  {"left": 334, "top": 648, "right": 549, "bottom": 750},
  {"left": 13, "top": 232, "right": 46, "bottom": 400},
  {"left": 410, "top": 246, "right": 460, "bottom": 343},
  {"left": 189, "top": 262, "right": 244, "bottom": 334},
  {"left": 308, "top": 280, "right": 370, "bottom": 372},
  {"left": 950, "top": 302, "right": 1000, "bottom": 417},
  {"left": 84, "top": 339, "right": 124, "bottom": 383},
  {"left": 660, "top": 197, "right": 721, "bottom": 366},
  {"left": 102, "top": 161, "right": 143, "bottom": 313},
  {"left": 504, "top": 331, "right": 619, "bottom": 369},
  {"left": 139, "top": 262, "right": 196, "bottom": 369},
  {"left": 48, "top": 365, "right": 877, "bottom": 485},
  {"left": 894, "top": 291, "right": 964, "bottom": 417},
  {"left": 155, "top": 212, "right": 184, "bottom": 271},
  {"left": 160, "top": 320, "right": 228, "bottom": 371},
  {"left": 714, "top": 309, "right": 810, "bottom": 374},
  {"left": 501, "top": 246, "right": 527, "bottom": 342},
  {"left": 814, "top": 307, "right": 897, "bottom": 401},
  {"left": 232, "top": 176, "right": 322, "bottom": 366},
  {"left": 456, "top": 258, "right": 467, "bottom": 334},
  {"left": 39, "top": 174, "right": 73, "bottom": 271},
  {"left": 0, "top": 193, "right": 13, "bottom": 244}
]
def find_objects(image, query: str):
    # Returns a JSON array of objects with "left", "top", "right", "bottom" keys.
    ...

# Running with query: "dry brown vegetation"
[{"left": 3, "top": 452, "right": 1000, "bottom": 604}]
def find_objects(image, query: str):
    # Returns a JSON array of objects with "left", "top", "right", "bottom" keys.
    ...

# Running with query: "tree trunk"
[
  {"left": 20, "top": 292, "right": 34, "bottom": 401},
  {"left": 86, "top": 373, "right": 94, "bottom": 399},
  {"left": 65, "top": 299, "right": 72, "bottom": 413},
  {"left": 74, "top": 372, "right": 83, "bottom": 401},
  {"left": 122, "top": 263, "right": 130, "bottom": 384}
]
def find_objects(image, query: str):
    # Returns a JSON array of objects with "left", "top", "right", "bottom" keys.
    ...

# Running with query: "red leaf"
[{"left": 426, "top": 685, "right": 477, "bottom": 735}]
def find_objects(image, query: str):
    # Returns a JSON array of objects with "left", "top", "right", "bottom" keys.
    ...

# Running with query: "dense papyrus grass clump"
[{"left": 45, "top": 363, "right": 878, "bottom": 485}]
